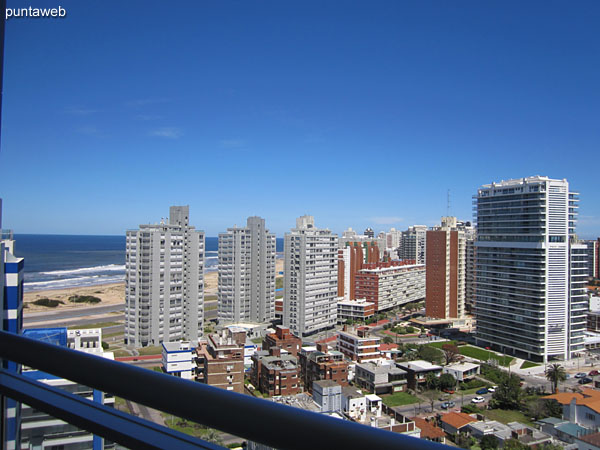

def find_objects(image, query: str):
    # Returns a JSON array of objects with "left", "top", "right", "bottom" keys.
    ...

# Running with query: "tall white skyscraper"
[
  {"left": 125, "top": 206, "right": 204, "bottom": 347},
  {"left": 283, "top": 215, "right": 338, "bottom": 337},
  {"left": 474, "top": 177, "right": 587, "bottom": 362},
  {"left": 218, "top": 216, "right": 276, "bottom": 324}
]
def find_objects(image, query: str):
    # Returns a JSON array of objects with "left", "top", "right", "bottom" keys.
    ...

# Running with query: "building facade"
[
  {"left": 337, "top": 327, "right": 381, "bottom": 362},
  {"left": 401, "top": 225, "right": 427, "bottom": 265},
  {"left": 218, "top": 216, "right": 276, "bottom": 324},
  {"left": 426, "top": 217, "right": 467, "bottom": 320},
  {"left": 263, "top": 325, "right": 302, "bottom": 357},
  {"left": 196, "top": 328, "right": 246, "bottom": 393},
  {"left": 125, "top": 206, "right": 204, "bottom": 347},
  {"left": 354, "top": 261, "right": 425, "bottom": 312},
  {"left": 251, "top": 347, "right": 301, "bottom": 397},
  {"left": 474, "top": 177, "right": 587, "bottom": 362},
  {"left": 298, "top": 343, "right": 349, "bottom": 392},
  {"left": 283, "top": 216, "right": 338, "bottom": 337}
]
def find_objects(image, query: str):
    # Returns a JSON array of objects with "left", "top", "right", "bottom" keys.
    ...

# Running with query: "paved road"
[
  {"left": 393, "top": 392, "right": 494, "bottom": 417},
  {"left": 24, "top": 303, "right": 125, "bottom": 323}
]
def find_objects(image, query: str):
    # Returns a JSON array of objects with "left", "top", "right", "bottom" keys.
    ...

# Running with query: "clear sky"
[{"left": 1, "top": 1, "right": 599, "bottom": 238}]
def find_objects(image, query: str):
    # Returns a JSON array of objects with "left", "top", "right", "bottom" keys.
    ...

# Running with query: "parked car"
[
  {"left": 589, "top": 370, "right": 599, "bottom": 377},
  {"left": 471, "top": 396, "right": 485, "bottom": 404},
  {"left": 447, "top": 400, "right": 456, "bottom": 408},
  {"left": 575, "top": 372, "right": 587, "bottom": 378},
  {"left": 442, "top": 388, "right": 455, "bottom": 394},
  {"left": 579, "top": 377, "right": 593, "bottom": 384},
  {"left": 441, "top": 402, "right": 450, "bottom": 409},
  {"left": 488, "top": 386, "right": 497, "bottom": 393},
  {"left": 476, "top": 388, "right": 488, "bottom": 395}
]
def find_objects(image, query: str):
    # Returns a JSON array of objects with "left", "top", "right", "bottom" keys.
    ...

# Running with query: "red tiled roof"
[
  {"left": 579, "top": 431, "right": 600, "bottom": 446},
  {"left": 544, "top": 389, "right": 600, "bottom": 414},
  {"left": 412, "top": 417, "right": 446, "bottom": 440},
  {"left": 441, "top": 412, "right": 478, "bottom": 430},
  {"left": 379, "top": 343, "right": 398, "bottom": 351}
]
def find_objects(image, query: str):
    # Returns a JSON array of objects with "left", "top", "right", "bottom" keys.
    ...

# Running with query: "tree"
[
  {"left": 480, "top": 434, "right": 499, "bottom": 450},
  {"left": 503, "top": 438, "right": 528, "bottom": 450},
  {"left": 382, "top": 336, "right": 394, "bottom": 344},
  {"left": 439, "top": 373, "right": 457, "bottom": 390},
  {"left": 491, "top": 374, "right": 523, "bottom": 410},
  {"left": 418, "top": 345, "right": 443, "bottom": 364},
  {"left": 425, "top": 372, "right": 440, "bottom": 390},
  {"left": 442, "top": 343, "right": 461, "bottom": 365},
  {"left": 545, "top": 364, "right": 567, "bottom": 393},
  {"left": 423, "top": 389, "right": 438, "bottom": 412},
  {"left": 454, "top": 432, "right": 474, "bottom": 449}
]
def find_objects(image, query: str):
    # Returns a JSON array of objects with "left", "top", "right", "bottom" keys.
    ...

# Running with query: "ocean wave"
[
  {"left": 38, "top": 264, "right": 125, "bottom": 276},
  {"left": 24, "top": 274, "right": 125, "bottom": 292}
]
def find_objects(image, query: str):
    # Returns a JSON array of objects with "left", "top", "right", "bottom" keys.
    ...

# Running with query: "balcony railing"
[{"left": 0, "top": 330, "right": 446, "bottom": 449}]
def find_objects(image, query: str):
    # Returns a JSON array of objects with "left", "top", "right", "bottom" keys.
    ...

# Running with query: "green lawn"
[
  {"left": 381, "top": 392, "right": 420, "bottom": 407},
  {"left": 251, "top": 337, "right": 263, "bottom": 344},
  {"left": 459, "top": 346, "right": 514, "bottom": 367},
  {"left": 427, "top": 340, "right": 458, "bottom": 349},
  {"left": 276, "top": 277, "right": 283, "bottom": 289},
  {"left": 67, "top": 321, "right": 122, "bottom": 330},
  {"left": 137, "top": 345, "right": 163, "bottom": 356},
  {"left": 114, "top": 349, "right": 132, "bottom": 357},
  {"left": 481, "top": 409, "right": 534, "bottom": 426},
  {"left": 520, "top": 361, "right": 540, "bottom": 370}
]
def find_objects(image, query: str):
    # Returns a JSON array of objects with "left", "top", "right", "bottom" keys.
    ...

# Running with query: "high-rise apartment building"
[
  {"left": 401, "top": 225, "right": 427, "bottom": 264},
  {"left": 474, "top": 177, "right": 587, "bottom": 362},
  {"left": 465, "top": 226, "right": 477, "bottom": 314},
  {"left": 218, "top": 216, "right": 276, "bottom": 324},
  {"left": 337, "top": 240, "right": 380, "bottom": 301},
  {"left": 582, "top": 240, "right": 599, "bottom": 279},
  {"left": 425, "top": 217, "right": 466, "bottom": 320},
  {"left": 125, "top": 206, "right": 204, "bottom": 347},
  {"left": 283, "top": 216, "right": 338, "bottom": 337},
  {"left": 1, "top": 200, "right": 24, "bottom": 450}
]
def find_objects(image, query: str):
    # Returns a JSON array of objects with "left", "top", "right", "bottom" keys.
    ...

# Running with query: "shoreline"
[{"left": 23, "top": 259, "right": 282, "bottom": 315}]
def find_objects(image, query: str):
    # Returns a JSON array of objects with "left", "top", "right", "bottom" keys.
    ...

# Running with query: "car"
[
  {"left": 442, "top": 388, "right": 455, "bottom": 394},
  {"left": 589, "top": 370, "right": 599, "bottom": 377},
  {"left": 447, "top": 400, "right": 456, "bottom": 408},
  {"left": 476, "top": 388, "right": 488, "bottom": 395},
  {"left": 575, "top": 372, "right": 587, "bottom": 378},
  {"left": 488, "top": 386, "right": 497, "bottom": 393},
  {"left": 579, "top": 377, "right": 593, "bottom": 384},
  {"left": 471, "top": 396, "right": 485, "bottom": 404},
  {"left": 441, "top": 402, "right": 450, "bottom": 409}
]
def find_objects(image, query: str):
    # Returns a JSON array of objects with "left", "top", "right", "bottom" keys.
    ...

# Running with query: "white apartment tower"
[
  {"left": 284, "top": 215, "right": 338, "bottom": 337},
  {"left": 474, "top": 177, "right": 587, "bottom": 362},
  {"left": 218, "top": 216, "right": 276, "bottom": 324},
  {"left": 125, "top": 206, "right": 204, "bottom": 347},
  {"left": 401, "top": 225, "right": 427, "bottom": 264}
]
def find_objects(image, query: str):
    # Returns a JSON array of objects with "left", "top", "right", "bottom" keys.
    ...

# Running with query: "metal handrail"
[{"left": 0, "top": 330, "right": 447, "bottom": 450}]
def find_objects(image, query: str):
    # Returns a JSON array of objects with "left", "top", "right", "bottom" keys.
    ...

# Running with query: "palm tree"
[{"left": 545, "top": 363, "right": 567, "bottom": 393}]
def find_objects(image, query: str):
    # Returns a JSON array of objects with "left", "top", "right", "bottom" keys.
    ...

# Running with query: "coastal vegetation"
[
  {"left": 32, "top": 298, "right": 64, "bottom": 307},
  {"left": 69, "top": 295, "right": 101, "bottom": 304}
]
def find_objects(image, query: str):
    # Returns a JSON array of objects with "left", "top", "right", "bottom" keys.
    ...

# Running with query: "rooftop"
[
  {"left": 444, "top": 362, "right": 479, "bottom": 372},
  {"left": 578, "top": 431, "right": 600, "bottom": 447},
  {"left": 441, "top": 412, "right": 478, "bottom": 429},
  {"left": 399, "top": 360, "right": 442, "bottom": 372},
  {"left": 412, "top": 417, "right": 446, "bottom": 440}
]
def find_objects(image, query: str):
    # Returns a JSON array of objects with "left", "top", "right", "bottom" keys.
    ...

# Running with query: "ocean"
[{"left": 13, "top": 234, "right": 284, "bottom": 292}]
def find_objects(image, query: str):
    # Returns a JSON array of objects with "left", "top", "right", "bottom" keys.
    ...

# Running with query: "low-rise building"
[
  {"left": 342, "top": 387, "right": 367, "bottom": 422},
  {"left": 263, "top": 325, "right": 302, "bottom": 357},
  {"left": 162, "top": 341, "right": 194, "bottom": 379},
  {"left": 298, "top": 343, "right": 349, "bottom": 392},
  {"left": 442, "top": 362, "right": 480, "bottom": 382},
  {"left": 251, "top": 347, "right": 300, "bottom": 397},
  {"left": 196, "top": 328, "right": 246, "bottom": 393},
  {"left": 536, "top": 417, "right": 590, "bottom": 445},
  {"left": 337, "top": 326, "right": 381, "bottom": 362},
  {"left": 397, "top": 360, "right": 443, "bottom": 390},
  {"left": 336, "top": 298, "right": 376, "bottom": 323},
  {"left": 440, "top": 411, "right": 478, "bottom": 435},
  {"left": 466, "top": 421, "right": 552, "bottom": 448},
  {"left": 354, "top": 360, "right": 408, "bottom": 394},
  {"left": 576, "top": 431, "right": 600, "bottom": 450},
  {"left": 313, "top": 380, "right": 342, "bottom": 413},
  {"left": 412, "top": 417, "right": 446, "bottom": 445},
  {"left": 544, "top": 389, "right": 600, "bottom": 429}
]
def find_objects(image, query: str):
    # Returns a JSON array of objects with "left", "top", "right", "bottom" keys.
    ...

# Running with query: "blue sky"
[{"left": 1, "top": 1, "right": 599, "bottom": 238}]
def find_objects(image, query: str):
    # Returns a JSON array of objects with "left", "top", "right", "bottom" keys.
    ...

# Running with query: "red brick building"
[
  {"left": 338, "top": 240, "right": 380, "bottom": 301},
  {"left": 263, "top": 325, "right": 302, "bottom": 357},
  {"left": 251, "top": 347, "right": 300, "bottom": 397},
  {"left": 196, "top": 328, "right": 246, "bottom": 393},
  {"left": 297, "top": 342, "right": 349, "bottom": 392},
  {"left": 425, "top": 220, "right": 465, "bottom": 320}
]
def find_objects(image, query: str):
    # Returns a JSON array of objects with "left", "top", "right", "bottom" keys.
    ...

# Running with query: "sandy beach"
[{"left": 23, "top": 259, "right": 284, "bottom": 315}]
